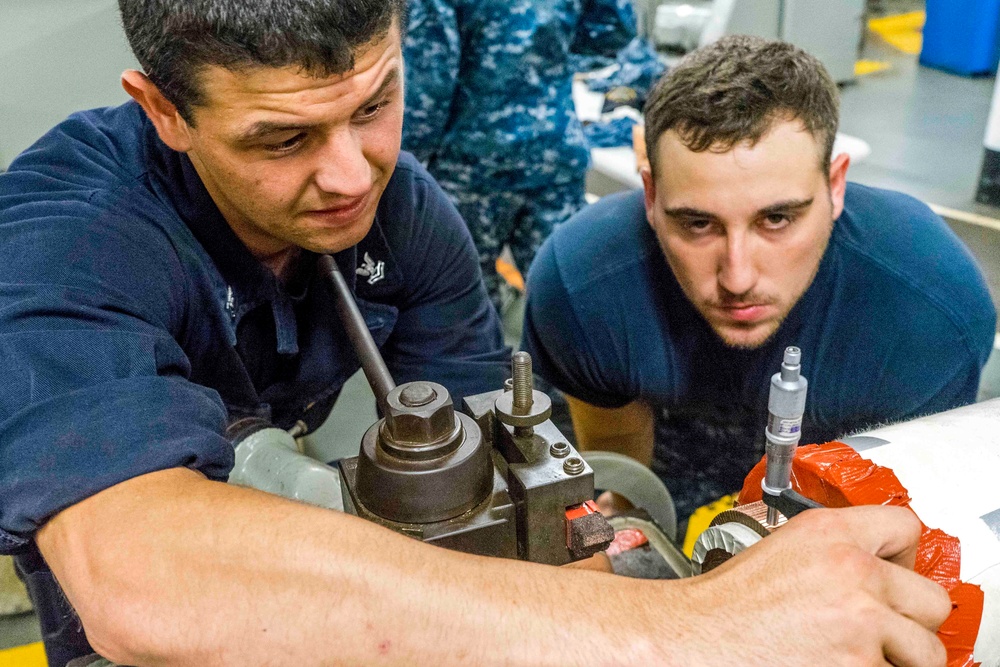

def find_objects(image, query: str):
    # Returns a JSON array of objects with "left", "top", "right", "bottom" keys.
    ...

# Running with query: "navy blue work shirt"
[
  {"left": 0, "top": 101, "right": 509, "bottom": 554},
  {"left": 523, "top": 186, "right": 996, "bottom": 519},
  {"left": 402, "top": 0, "right": 641, "bottom": 189}
]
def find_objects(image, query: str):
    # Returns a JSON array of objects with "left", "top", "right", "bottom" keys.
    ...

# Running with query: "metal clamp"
[{"left": 762, "top": 488, "right": 825, "bottom": 520}]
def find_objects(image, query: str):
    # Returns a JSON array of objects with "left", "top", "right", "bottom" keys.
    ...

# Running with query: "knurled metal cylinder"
[
  {"left": 692, "top": 501, "right": 785, "bottom": 574},
  {"left": 512, "top": 351, "right": 533, "bottom": 413},
  {"left": 763, "top": 440, "right": 795, "bottom": 494}
]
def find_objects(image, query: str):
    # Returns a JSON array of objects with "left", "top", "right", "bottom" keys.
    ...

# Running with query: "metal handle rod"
[{"left": 318, "top": 254, "right": 396, "bottom": 413}]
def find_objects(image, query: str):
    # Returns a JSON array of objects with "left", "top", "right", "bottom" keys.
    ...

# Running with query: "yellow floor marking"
[
  {"left": 869, "top": 11, "right": 925, "bottom": 55},
  {"left": 682, "top": 494, "right": 736, "bottom": 558},
  {"left": 855, "top": 59, "right": 892, "bottom": 76},
  {"left": 0, "top": 642, "right": 46, "bottom": 667},
  {"left": 869, "top": 10, "right": 925, "bottom": 33}
]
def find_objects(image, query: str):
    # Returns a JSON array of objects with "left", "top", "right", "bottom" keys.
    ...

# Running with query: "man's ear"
[
  {"left": 829, "top": 152, "right": 850, "bottom": 220},
  {"left": 641, "top": 167, "right": 658, "bottom": 228},
  {"left": 121, "top": 70, "right": 194, "bottom": 153}
]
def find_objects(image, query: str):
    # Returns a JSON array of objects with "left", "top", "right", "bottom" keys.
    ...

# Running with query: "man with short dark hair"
[
  {"left": 0, "top": 9, "right": 954, "bottom": 667},
  {"left": 523, "top": 36, "right": 996, "bottom": 524}
]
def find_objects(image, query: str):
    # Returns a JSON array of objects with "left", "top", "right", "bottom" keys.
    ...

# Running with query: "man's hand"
[
  {"left": 594, "top": 490, "right": 635, "bottom": 517},
  {"left": 660, "top": 505, "right": 951, "bottom": 666}
]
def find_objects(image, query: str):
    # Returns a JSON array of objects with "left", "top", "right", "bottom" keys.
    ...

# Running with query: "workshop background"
[{"left": 3, "top": 0, "right": 1000, "bottom": 663}]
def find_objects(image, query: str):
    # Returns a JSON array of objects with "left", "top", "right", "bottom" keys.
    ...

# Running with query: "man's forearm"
[
  {"left": 37, "top": 468, "right": 658, "bottom": 666},
  {"left": 566, "top": 396, "right": 654, "bottom": 466},
  {"left": 38, "top": 470, "right": 952, "bottom": 666}
]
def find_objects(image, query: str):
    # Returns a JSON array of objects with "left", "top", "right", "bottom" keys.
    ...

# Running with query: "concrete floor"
[
  {"left": 844, "top": 3, "right": 997, "bottom": 215},
  {"left": 4, "top": 0, "right": 1000, "bottom": 657}
]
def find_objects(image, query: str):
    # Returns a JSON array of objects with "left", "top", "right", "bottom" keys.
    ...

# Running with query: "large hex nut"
[{"left": 384, "top": 382, "right": 456, "bottom": 443}]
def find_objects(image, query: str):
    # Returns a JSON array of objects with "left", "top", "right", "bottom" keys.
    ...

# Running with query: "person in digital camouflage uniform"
[{"left": 403, "top": 0, "right": 641, "bottom": 311}]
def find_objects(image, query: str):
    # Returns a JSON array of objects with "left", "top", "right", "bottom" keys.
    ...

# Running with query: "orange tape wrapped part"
[{"left": 739, "top": 441, "right": 983, "bottom": 667}]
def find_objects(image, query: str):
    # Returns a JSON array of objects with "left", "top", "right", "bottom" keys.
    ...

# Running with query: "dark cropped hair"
[
  {"left": 119, "top": 0, "right": 407, "bottom": 123},
  {"left": 644, "top": 35, "right": 839, "bottom": 175}
]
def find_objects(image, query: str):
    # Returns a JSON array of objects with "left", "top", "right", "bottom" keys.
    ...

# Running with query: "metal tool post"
[
  {"left": 229, "top": 254, "right": 617, "bottom": 566},
  {"left": 762, "top": 347, "right": 809, "bottom": 527},
  {"left": 319, "top": 254, "right": 613, "bottom": 564}
]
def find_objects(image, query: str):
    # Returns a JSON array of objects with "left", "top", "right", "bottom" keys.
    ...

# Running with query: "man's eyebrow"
[
  {"left": 663, "top": 197, "right": 816, "bottom": 221},
  {"left": 234, "top": 68, "right": 402, "bottom": 144},
  {"left": 236, "top": 120, "right": 317, "bottom": 144},
  {"left": 757, "top": 198, "right": 814, "bottom": 217},
  {"left": 357, "top": 67, "right": 400, "bottom": 111},
  {"left": 663, "top": 206, "right": 718, "bottom": 219}
]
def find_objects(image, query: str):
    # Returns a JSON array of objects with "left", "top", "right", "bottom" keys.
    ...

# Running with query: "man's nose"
[
  {"left": 718, "top": 232, "right": 759, "bottom": 297},
  {"left": 313, "top": 128, "right": 373, "bottom": 198}
]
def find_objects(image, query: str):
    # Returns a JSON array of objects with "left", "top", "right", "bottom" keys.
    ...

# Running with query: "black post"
[{"left": 977, "top": 72, "right": 1000, "bottom": 207}]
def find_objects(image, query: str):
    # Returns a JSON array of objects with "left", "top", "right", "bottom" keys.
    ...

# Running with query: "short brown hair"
[{"left": 643, "top": 35, "right": 839, "bottom": 175}]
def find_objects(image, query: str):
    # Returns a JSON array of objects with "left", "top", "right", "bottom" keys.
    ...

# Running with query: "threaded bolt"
[{"left": 512, "top": 352, "right": 534, "bottom": 413}]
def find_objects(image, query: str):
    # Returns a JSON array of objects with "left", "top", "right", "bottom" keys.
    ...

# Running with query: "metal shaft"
[{"left": 318, "top": 254, "right": 396, "bottom": 414}]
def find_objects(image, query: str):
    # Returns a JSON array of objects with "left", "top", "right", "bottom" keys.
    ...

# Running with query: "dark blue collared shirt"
[{"left": 0, "top": 100, "right": 509, "bottom": 553}]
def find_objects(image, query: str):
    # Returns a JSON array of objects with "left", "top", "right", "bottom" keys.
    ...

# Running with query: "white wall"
[{"left": 0, "top": 0, "right": 137, "bottom": 168}]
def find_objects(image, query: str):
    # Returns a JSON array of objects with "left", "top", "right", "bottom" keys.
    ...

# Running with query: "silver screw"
[
  {"left": 563, "top": 457, "right": 585, "bottom": 475},
  {"left": 511, "top": 351, "right": 533, "bottom": 413},
  {"left": 550, "top": 442, "right": 570, "bottom": 458},
  {"left": 504, "top": 378, "right": 514, "bottom": 391}
]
